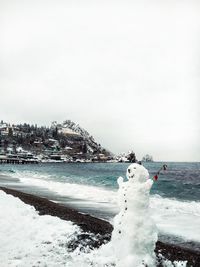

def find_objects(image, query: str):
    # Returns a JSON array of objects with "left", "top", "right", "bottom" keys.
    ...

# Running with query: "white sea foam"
[
  {"left": 9, "top": 170, "right": 117, "bottom": 205},
  {"left": 150, "top": 195, "right": 200, "bottom": 242},
  {"left": 7, "top": 170, "right": 200, "bottom": 243}
]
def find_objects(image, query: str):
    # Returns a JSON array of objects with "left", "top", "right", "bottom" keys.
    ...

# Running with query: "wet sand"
[{"left": 1, "top": 186, "right": 200, "bottom": 266}]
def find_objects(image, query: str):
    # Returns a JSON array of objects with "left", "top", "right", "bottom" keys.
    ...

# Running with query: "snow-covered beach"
[
  {"left": 0, "top": 162, "right": 200, "bottom": 266},
  {"left": 0, "top": 186, "right": 200, "bottom": 267}
]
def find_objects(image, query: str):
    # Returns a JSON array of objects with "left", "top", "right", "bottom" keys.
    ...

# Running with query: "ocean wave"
[
  {"left": 150, "top": 195, "right": 200, "bottom": 242},
  {"left": 12, "top": 171, "right": 117, "bottom": 205}
]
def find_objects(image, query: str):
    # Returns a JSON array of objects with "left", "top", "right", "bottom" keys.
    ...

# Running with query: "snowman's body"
[{"left": 111, "top": 163, "right": 157, "bottom": 267}]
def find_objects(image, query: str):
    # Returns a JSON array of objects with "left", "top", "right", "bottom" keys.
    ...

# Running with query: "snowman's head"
[{"left": 126, "top": 163, "right": 149, "bottom": 183}]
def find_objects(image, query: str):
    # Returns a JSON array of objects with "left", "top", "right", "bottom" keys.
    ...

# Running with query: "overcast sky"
[{"left": 0, "top": 0, "right": 199, "bottom": 161}]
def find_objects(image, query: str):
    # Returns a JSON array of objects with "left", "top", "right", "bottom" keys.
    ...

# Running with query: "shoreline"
[{"left": 0, "top": 186, "right": 200, "bottom": 266}]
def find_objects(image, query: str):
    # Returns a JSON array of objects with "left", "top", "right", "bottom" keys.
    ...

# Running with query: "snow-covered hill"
[
  {"left": 51, "top": 120, "right": 110, "bottom": 157},
  {"left": 0, "top": 119, "right": 112, "bottom": 161}
]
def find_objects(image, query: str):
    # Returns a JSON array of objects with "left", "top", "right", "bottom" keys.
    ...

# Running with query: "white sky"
[{"left": 0, "top": 0, "right": 199, "bottom": 161}]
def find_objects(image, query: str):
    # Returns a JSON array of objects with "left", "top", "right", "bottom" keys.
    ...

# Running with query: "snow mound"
[{"left": 0, "top": 191, "right": 81, "bottom": 267}]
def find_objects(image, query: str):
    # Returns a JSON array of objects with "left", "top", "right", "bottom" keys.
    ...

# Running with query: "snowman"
[{"left": 111, "top": 163, "right": 157, "bottom": 267}]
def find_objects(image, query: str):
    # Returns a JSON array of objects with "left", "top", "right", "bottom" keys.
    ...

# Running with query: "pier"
[{"left": 0, "top": 157, "right": 39, "bottom": 164}]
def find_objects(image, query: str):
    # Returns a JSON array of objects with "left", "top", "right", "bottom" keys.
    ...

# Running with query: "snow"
[
  {"left": 50, "top": 119, "right": 102, "bottom": 154},
  {"left": 111, "top": 163, "right": 157, "bottom": 267},
  {"left": 162, "top": 260, "right": 187, "bottom": 267},
  {"left": 0, "top": 190, "right": 117, "bottom": 267},
  {"left": 59, "top": 128, "right": 80, "bottom": 136},
  {"left": 0, "top": 191, "right": 81, "bottom": 267},
  {"left": 16, "top": 147, "right": 24, "bottom": 153},
  {"left": 62, "top": 120, "right": 92, "bottom": 140}
]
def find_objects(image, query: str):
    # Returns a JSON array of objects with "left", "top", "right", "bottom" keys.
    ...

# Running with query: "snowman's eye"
[
  {"left": 128, "top": 169, "right": 131, "bottom": 173},
  {"left": 134, "top": 167, "right": 136, "bottom": 169}
]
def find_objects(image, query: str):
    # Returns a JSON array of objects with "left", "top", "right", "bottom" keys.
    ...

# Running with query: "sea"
[{"left": 0, "top": 162, "right": 200, "bottom": 266}]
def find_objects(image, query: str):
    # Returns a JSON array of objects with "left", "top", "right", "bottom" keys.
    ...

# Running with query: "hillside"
[{"left": 0, "top": 120, "right": 112, "bottom": 162}]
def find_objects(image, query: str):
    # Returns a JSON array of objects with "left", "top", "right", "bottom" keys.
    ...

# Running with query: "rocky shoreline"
[{"left": 1, "top": 186, "right": 200, "bottom": 266}]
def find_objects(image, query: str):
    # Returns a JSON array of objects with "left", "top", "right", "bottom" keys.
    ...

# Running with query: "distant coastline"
[{"left": 0, "top": 119, "right": 152, "bottom": 164}]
